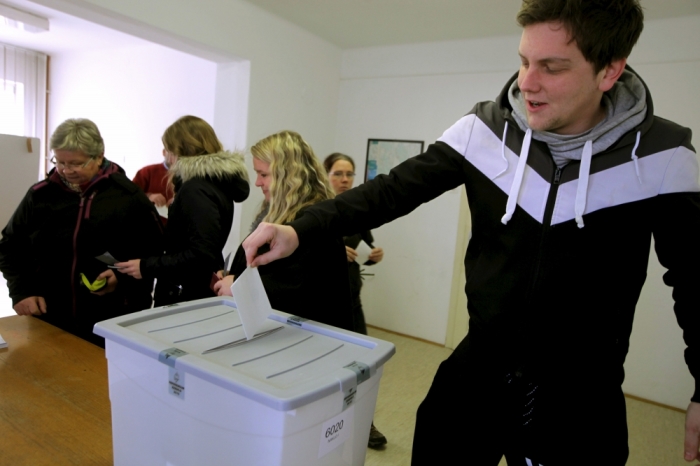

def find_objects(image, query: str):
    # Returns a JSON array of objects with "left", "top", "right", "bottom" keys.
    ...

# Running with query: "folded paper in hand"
[
  {"left": 355, "top": 240, "right": 372, "bottom": 265},
  {"left": 95, "top": 252, "right": 119, "bottom": 266},
  {"left": 232, "top": 267, "right": 274, "bottom": 340}
]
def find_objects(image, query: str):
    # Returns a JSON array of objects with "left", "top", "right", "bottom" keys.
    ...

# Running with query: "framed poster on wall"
[{"left": 365, "top": 138, "right": 424, "bottom": 181}]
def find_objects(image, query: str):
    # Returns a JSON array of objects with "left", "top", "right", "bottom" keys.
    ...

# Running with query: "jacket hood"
[
  {"left": 171, "top": 151, "right": 248, "bottom": 183},
  {"left": 495, "top": 65, "right": 656, "bottom": 230},
  {"left": 171, "top": 151, "right": 250, "bottom": 203}
]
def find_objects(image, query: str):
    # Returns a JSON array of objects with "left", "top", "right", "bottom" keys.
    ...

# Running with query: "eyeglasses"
[
  {"left": 50, "top": 156, "right": 95, "bottom": 171},
  {"left": 329, "top": 171, "right": 355, "bottom": 179}
]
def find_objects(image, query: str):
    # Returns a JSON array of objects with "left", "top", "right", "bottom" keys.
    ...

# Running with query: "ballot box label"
[
  {"left": 318, "top": 406, "right": 354, "bottom": 458},
  {"left": 158, "top": 347, "right": 188, "bottom": 367},
  {"left": 169, "top": 367, "right": 185, "bottom": 399}
]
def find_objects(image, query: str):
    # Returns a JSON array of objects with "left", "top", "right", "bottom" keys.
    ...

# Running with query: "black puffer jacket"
[
  {"left": 141, "top": 151, "right": 249, "bottom": 306},
  {"left": 0, "top": 160, "right": 164, "bottom": 345},
  {"left": 291, "top": 68, "right": 700, "bottom": 399},
  {"left": 230, "top": 208, "right": 353, "bottom": 332}
]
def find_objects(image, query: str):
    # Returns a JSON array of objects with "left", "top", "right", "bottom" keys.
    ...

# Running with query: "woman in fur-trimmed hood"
[{"left": 117, "top": 115, "right": 249, "bottom": 305}]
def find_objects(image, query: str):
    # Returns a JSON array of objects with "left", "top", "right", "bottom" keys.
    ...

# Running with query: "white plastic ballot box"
[{"left": 93, "top": 297, "right": 395, "bottom": 466}]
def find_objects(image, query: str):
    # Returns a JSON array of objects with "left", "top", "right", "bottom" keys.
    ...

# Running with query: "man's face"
[{"left": 517, "top": 22, "right": 613, "bottom": 135}]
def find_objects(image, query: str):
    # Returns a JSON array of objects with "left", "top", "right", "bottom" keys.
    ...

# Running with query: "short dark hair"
[
  {"left": 516, "top": 0, "right": 644, "bottom": 72},
  {"left": 323, "top": 152, "right": 355, "bottom": 173}
]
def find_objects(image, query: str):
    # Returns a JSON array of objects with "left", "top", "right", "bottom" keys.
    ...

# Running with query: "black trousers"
[{"left": 411, "top": 336, "right": 629, "bottom": 465}]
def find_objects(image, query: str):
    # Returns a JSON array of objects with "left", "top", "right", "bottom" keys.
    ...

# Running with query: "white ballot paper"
[
  {"left": 354, "top": 240, "right": 372, "bottom": 265},
  {"left": 0, "top": 333, "right": 7, "bottom": 349},
  {"left": 232, "top": 267, "right": 274, "bottom": 340},
  {"left": 155, "top": 205, "right": 169, "bottom": 219}
]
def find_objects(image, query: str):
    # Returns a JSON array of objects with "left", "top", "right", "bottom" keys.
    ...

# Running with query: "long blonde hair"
[{"left": 252, "top": 131, "right": 335, "bottom": 225}]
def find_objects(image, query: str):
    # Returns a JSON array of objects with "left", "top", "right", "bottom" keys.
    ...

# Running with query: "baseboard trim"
[
  {"left": 366, "top": 324, "right": 445, "bottom": 348},
  {"left": 367, "top": 324, "right": 687, "bottom": 414},
  {"left": 623, "top": 393, "right": 684, "bottom": 413}
]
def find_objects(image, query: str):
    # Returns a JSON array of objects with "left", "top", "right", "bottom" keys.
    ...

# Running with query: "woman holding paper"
[
  {"left": 323, "top": 152, "right": 387, "bottom": 449},
  {"left": 323, "top": 153, "right": 384, "bottom": 336},
  {"left": 116, "top": 116, "right": 250, "bottom": 306},
  {"left": 0, "top": 118, "right": 163, "bottom": 347},
  {"left": 214, "top": 131, "right": 353, "bottom": 331}
]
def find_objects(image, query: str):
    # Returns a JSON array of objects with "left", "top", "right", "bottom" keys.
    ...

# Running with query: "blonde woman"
[
  {"left": 117, "top": 116, "right": 249, "bottom": 305},
  {"left": 214, "top": 130, "right": 353, "bottom": 331}
]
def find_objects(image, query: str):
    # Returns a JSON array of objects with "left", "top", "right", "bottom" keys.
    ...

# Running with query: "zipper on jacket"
[
  {"left": 553, "top": 166, "right": 562, "bottom": 185},
  {"left": 518, "top": 164, "right": 565, "bottom": 371},
  {"left": 542, "top": 166, "right": 563, "bottom": 227},
  {"left": 70, "top": 195, "right": 86, "bottom": 317}
]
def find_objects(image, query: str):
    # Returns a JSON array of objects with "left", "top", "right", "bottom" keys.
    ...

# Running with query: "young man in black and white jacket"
[{"left": 242, "top": 1, "right": 700, "bottom": 464}]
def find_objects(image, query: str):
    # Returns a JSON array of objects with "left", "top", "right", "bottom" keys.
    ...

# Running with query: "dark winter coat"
[
  {"left": 0, "top": 160, "right": 164, "bottom": 346},
  {"left": 290, "top": 68, "right": 700, "bottom": 400},
  {"left": 141, "top": 151, "right": 249, "bottom": 306},
  {"left": 230, "top": 209, "right": 353, "bottom": 331}
]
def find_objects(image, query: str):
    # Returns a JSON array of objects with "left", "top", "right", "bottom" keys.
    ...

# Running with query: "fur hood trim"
[{"left": 171, "top": 151, "right": 249, "bottom": 183}]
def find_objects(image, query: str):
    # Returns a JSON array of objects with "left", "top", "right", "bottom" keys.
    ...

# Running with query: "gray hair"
[{"left": 50, "top": 118, "right": 105, "bottom": 158}]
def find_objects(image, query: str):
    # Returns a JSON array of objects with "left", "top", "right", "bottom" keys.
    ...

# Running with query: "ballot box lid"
[{"left": 94, "top": 297, "right": 395, "bottom": 411}]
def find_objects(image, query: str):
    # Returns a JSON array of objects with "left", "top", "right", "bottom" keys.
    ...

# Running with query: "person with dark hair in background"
[
  {"left": 241, "top": 1, "right": 700, "bottom": 464},
  {"left": 116, "top": 115, "right": 249, "bottom": 306},
  {"left": 0, "top": 118, "right": 163, "bottom": 347},
  {"left": 214, "top": 131, "right": 353, "bottom": 332},
  {"left": 324, "top": 152, "right": 387, "bottom": 449}
]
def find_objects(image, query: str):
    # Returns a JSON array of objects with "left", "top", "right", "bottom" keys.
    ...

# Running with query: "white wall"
[
  {"left": 49, "top": 42, "right": 218, "bottom": 178},
  {"left": 335, "top": 36, "right": 519, "bottom": 344},
  {"left": 335, "top": 15, "right": 700, "bottom": 408}
]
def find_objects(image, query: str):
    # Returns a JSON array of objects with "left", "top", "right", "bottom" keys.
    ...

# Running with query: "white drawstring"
[
  {"left": 630, "top": 131, "right": 642, "bottom": 184},
  {"left": 501, "top": 129, "right": 532, "bottom": 225},
  {"left": 574, "top": 140, "right": 593, "bottom": 229},
  {"left": 494, "top": 122, "right": 510, "bottom": 179}
]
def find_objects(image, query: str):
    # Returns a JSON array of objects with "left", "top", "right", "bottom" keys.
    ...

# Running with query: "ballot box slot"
[
  {"left": 266, "top": 343, "right": 344, "bottom": 379},
  {"left": 148, "top": 310, "right": 237, "bottom": 333},
  {"left": 201, "top": 325, "right": 284, "bottom": 354},
  {"left": 173, "top": 324, "right": 242, "bottom": 344},
  {"left": 231, "top": 335, "right": 314, "bottom": 367}
]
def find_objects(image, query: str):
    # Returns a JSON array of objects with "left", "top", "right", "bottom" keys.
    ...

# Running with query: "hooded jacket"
[
  {"left": 290, "top": 68, "right": 700, "bottom": 400},
  {"left": 141, "top": 151, "right": 249, "bottom": 305},
  {"left": 0, "top": 160, "right": 164, "bottom": 345}
]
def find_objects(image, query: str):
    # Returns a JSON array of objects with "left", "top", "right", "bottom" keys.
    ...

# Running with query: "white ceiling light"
[{"left": 0, "top": 3, "right": 49, "bottom": 33}]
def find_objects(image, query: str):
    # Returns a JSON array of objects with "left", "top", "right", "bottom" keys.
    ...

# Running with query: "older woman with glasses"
[
  {"left": 214, "top": 131, "right": 353, "bottom": 331},
  {"left": 0, "top": 118, "right": 163, "bottom": 347}
]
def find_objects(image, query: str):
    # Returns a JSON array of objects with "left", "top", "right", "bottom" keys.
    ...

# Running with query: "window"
[
  {"left": 0, "top": 43, "right": 48, "bottom": 179},
  {"left": 0, "top": 79, "right": 25, "bottom": 136}
]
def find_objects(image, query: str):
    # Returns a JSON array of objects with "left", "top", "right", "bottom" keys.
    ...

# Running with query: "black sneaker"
[{"left": 368, "top": 423, "right": 387, "bottom": 449}]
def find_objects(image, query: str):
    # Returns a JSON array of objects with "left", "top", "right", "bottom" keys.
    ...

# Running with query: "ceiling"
[
  {"left": 1, "top": 0, "right": 700, "bottom": 55},
  {"left": 241, "top": 0, "right": 700, "bottom": 48},
  {"left": 0, "top": 0, "right": 144, "bottom": 55}
]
